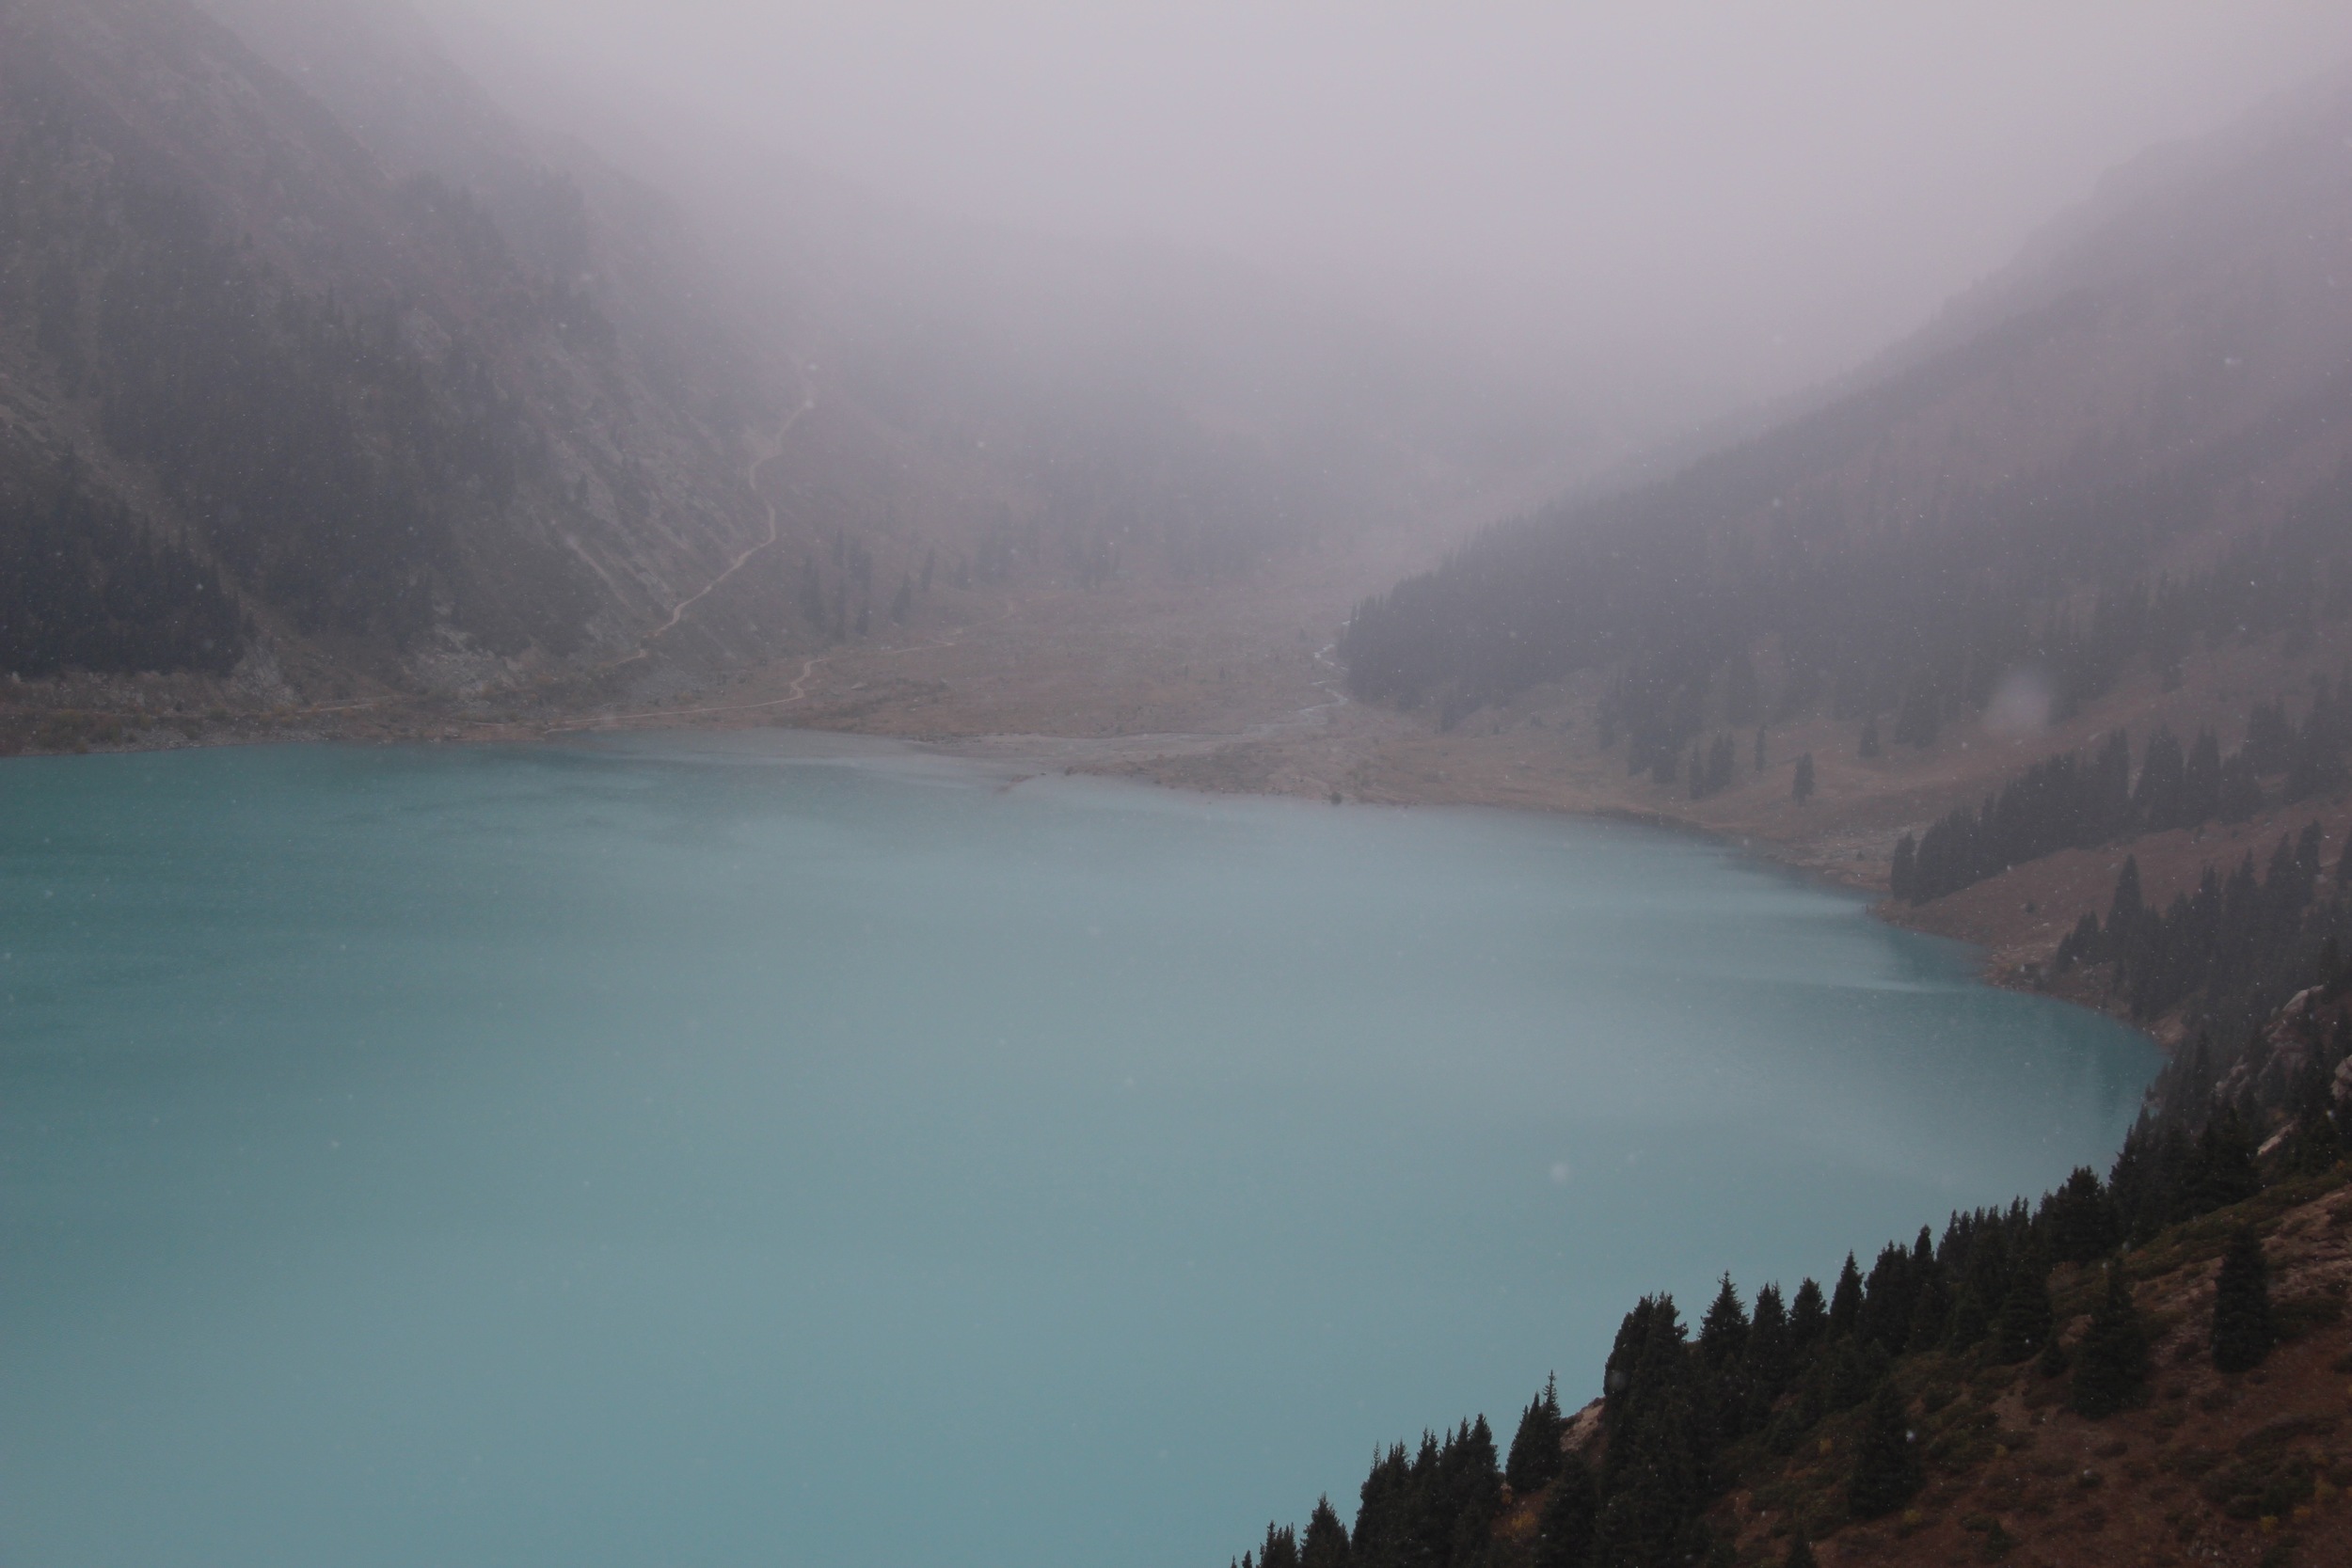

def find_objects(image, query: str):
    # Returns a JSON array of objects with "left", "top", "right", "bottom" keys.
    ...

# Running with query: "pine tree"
[
  {"left": 1859, "top": 1240, "right": 1919, "bottom": 1353},
  {"left": 2042, "top": 1166, "right": 2121, "bottom": 1263},
  {"left": 1259, "top": 1523, "right": 1301, "bottom": 1568},
  {"left": 1845, "top": 1381, "right": 1922, "bottom": 1519},
  {"left": 1533, "top": 1450, "right": 1597, "bottom": 1568},
  {"left": 2211, "top": 1225, "right": 2276, "bottom": 1372},
  {"left": 1744, "top": 1283, "right": 1791, "bottom": 1424},
  {"left": 1792, "top": 753, "right": 1815, "bottom": 803},
  {"left": 1904, "top": 1257, "right": 1951, "bottom": 1352},
  {"left": 2187, "top": 1108, "right": 2261, "bottom": 1215},
  {"left": 1992, "top": 1239, "right": 2055, "bottom": 1363},
  {"left": 1824, "top": 1338, "right": 1887, "bottom": 1413},
  {"left": 1506, "top": 1374, "right": 1566, "bottom": 1493},
  {"left": 1788, "top": 1277, "right": 1827, "bottom": 1352},
  {"left": 2069, "top": 1263, "right": 2150, "bottom": 1418},
  {"left": 1299, "top": 1497, "right": 1349, "bottom": 1568},
  {"left": 1828, "top": 1254, "right": 1864, "bottom": 1338},
  {"left": 1699, "top": 1275, "right": 1749, "bottom": 1365},
  {"left": 2106, "top": 855, "right": 2144, "bottom": 942}
]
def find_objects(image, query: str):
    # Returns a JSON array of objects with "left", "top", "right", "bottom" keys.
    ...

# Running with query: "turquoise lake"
[{"left": 0, "top": 734, "right": 2156, "bottom": 1567}]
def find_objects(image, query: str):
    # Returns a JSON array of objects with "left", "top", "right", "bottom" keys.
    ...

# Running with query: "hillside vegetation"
[
  {"left": 1228, "top": 974, "right": 2352, "bottom": 1568},
  {"left": 1343, "top": 73, "right": 2352, "bottom": 749}
]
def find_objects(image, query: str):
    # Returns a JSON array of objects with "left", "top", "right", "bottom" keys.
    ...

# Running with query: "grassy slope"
[{"left": 1487, "top": 1172, "right": 2352, "bottom": 1568}]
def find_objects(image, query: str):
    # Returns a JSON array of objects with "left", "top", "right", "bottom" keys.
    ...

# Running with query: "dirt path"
[
  {"left": 621, "top": 398, "right": 817, "bottom": 660},
  {"left": 278, "top": 406, "right": 814, "bottom": 724}
]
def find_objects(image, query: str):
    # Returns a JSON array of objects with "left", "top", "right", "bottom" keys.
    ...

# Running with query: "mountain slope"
[
  {"left": 0, "top": 0, "right": 781, "bottom": 691},
  {"left": 1342, "top": 68, "right": 2352, "bottom": 742}
]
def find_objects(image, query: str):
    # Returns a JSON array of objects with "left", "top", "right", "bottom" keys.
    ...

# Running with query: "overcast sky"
[{"left": 419, "top": 0, "right": 2352, "bottom": 402}]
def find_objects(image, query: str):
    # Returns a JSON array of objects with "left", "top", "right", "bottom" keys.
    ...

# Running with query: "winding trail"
[
  {"left": 619, "top": 397, "right": 818, "bottom": 662},
  {"left": 283, "top": 404, "right": 816, "bottom": 724}
]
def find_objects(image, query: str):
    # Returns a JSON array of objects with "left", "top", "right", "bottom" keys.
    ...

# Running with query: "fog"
[{"left": 415, "top": 0, "right": 2352, "bottom": 415}]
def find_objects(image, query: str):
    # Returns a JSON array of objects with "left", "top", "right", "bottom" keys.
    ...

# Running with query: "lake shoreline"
[{"left": 0, "top": 692, "right": 2172, "bottom": 1067}]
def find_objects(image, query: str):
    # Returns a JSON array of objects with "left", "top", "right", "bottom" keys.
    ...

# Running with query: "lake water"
[{"left": 0, "top": 734, "right": 2155, "bottom": 1568}]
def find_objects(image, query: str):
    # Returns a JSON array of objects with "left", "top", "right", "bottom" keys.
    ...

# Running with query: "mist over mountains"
[
  {"left": 0, "top": 0, "right": 1602, "bottom": 701},
  {"left": 5, "top": 0, "right": 2351, "bottom": 744},
  {"left": 0, "top": 0, "right": 794, "bottom": 687},
  {"left": 1343, "top": 69, "right": 2352, "bottom": 748}
]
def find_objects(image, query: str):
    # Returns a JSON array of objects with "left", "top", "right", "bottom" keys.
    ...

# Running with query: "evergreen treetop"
[
  {"left": 1827, "top": 1254, "right": 1864, "bottom": 1338},
  {"left": 1505, "top": 1373, "right": 1566, "bottom": 1493}
]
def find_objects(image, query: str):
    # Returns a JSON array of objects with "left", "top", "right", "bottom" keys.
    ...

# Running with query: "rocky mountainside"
[
  {"left": 0, "top": 0, "right": 805, "bottom": 700},
  {"left": 0, "top": 0, "right": 1610, "bottom": 727}
]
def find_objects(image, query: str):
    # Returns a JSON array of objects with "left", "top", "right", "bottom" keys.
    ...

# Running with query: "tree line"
[
  {"left": 2052, "top": 824, "right": 2350, "bottom": 1033},
  {"left": 1225, "top": 1046, "right": 2333, "bottom": 1568},
  {"left": 1888, "top": 678, "right": 2348, "bottom": 905}
]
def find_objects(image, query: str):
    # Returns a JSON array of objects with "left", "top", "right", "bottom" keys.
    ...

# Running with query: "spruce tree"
[
  {"left": 1788, "top": 1277, "right": 1827, "bottom": 1352},
  {"left": 1992, "top": 1239, "right": 2054, "bottom": 1363},
  {"left": 2069, "top": 1263, "right": 2150, "bottom": 1418},
  {"left": 1792, "top": 753, "right": 1815, "bottom": 803},
  {"left": 1259, "top": 1523, "right": 1301, "bottom": 1568},
  {"left": 1300, "top": 1497, "right": 1349, "bottom": 1568},
  {"left": 1781, "top": 1534, "right": 1818, "bottom": 1568},
  {"left": 1825, "top": 1338, "right": 1888, "bottom": 1412},
  {"left": 1506, "top": 1374, "right": 1566, "bottom": 1493},
  {"left": 2186, "top": 1108, "right": 2261, "bottom": 1215},
  {"left": 1904, "top": 1259, "right": 1951, "bottom": 1352},
  {"left": 1699, "top": 1275, "right": 1749, "bottom": 1366},
  {"left": 1828, "top": 1254, "right": 1864, "bottom": 1338},
  {"left": 1859, "top": 718, "right": 1881, "bottom": 759},
  {"left": 2211, "top": 1225, "right": 2276, "bottom": 1372},
  {"left": 1859, "top": 1240, "right": 1918, "bottom": 1353},
  {"left": 1590, "top": 1400, "right": 1697, "bottom": 1568},
  {"left": 1533, "top": 1451, "right": 1597, "bottom": 1568},
  {"left": 2042, "top": 1166, "right": 2121, "bottom": 1264},
  {"left": 1845, "top": 1381, "right": 1922, "bottom": 1519},
  {"left": 1744, "top": 1283, "right": 1791, "bottom": 1423}
]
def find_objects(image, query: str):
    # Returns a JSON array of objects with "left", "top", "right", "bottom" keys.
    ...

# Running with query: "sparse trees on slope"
[
  {"left": 2211, "top": 1225, "right": 2276, "bottom": 1372},
  {"left": 2069, "top": 1262, "right": 2150, "bottom": 1418}
]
